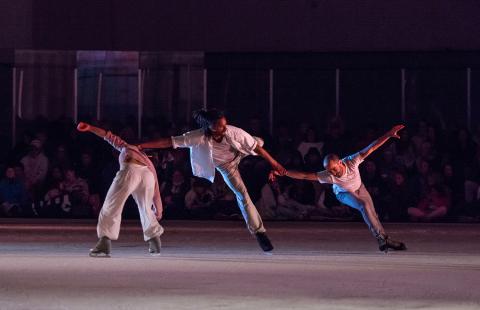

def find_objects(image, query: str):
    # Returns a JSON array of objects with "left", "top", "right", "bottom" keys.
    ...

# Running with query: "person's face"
[
  {"left": 30, "top": 146, "right": 41, "bottom": 156},
  {"left": 394, "top": 173, "right": 404, "bottom": 186},
  {"left": 5, "top": 168, "right": 15, "bottom": 179},
  {"left": 325, "top": 159, "right": 343, "bottom": 177},
  {"left": 65, "top": 170, "right": 76, "bottom": 182},
  {"left": 444, "top": 165, "right": 453, "bottom": 177},
  {"left": 209, "top": 117, "right": 228, "bottom": 136},
  {"left": 419, "top": 161, "right": 429, "bottom": 175}
]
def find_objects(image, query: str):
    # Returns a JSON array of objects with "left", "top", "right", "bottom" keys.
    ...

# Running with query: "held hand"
[
  {"left": 76, "top": 122, "right": 90, "bottom": 132},
  {"left": 272, "top": 162, "right": 287, "bottom": 176},
  {"left": 268, "top": 171, "right": 278, "bottom": 182},
  {"left": 388, "top": 124, "right": 405, "bottom": 139}
]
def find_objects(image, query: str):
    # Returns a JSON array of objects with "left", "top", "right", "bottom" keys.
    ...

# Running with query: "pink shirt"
[{"left": 103, "top": 131, "right": 163, "bottom": 216}]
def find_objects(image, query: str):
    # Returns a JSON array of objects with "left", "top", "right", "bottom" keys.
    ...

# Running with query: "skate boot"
[
  {"left": 148, "top": 236, "right": 162, "bottom": 255},
  {"left": 377, "top": 234, "right": 407, "bottom": 253},
  {"left": 255, "top": 232, "right": 274, "bottom": 252},
  {"left": 89, "top": 236, "right": 111, "bottom": 257}
]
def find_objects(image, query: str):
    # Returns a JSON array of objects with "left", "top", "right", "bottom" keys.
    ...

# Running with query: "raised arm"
[
  {"left": 358, "top": 124, "right": 405, "bottom": 160},
  {"left": 138, "top": 138, "right": 173, "bottom": 150},
  {"left": 77, "top": 122, "right": 127, "bottom": 151},
  {"left": 77, "top": 122, "right": 107, "bottom": 138},
  {"left": 255, "top": 145, "right": 287, "bottom": 175}
]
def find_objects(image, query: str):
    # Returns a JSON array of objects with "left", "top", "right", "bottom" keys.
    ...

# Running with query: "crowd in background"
[{"left": 1, "top": 114, "right": 479, "bottom": 223}]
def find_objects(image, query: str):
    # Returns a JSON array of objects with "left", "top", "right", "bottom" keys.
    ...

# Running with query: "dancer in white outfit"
[
  {"left": 138, "top": 109, "right": 286, "bottom": 252},
  {"left": 76, "top": 122, "right": 164, "bottom": 257},
  {"left": 272, "top": 125, "right": 407, "bottom": 252}
]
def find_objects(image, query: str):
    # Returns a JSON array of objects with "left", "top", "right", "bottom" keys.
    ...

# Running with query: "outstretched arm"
[
  {"left": 138, "top": 138, "right": 173, "bottom": 150},
  {"left": 358, "top": 124, "right": 405, "bottom": 160},
  {"left": 255, "top": 145, "right": 287, "bottom": 175},
  {"left": 77, "top": 121, "right": 128, "bottom": 151},
  {"left": 269, "top": 169, "right": 318, "bottom": 182},
  {"left": 77, "top": 122, "right": 107, "bottom": 138}
]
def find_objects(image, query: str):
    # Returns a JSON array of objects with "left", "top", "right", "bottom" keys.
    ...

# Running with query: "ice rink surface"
[{"left": 1, "top": 219, "right": 479, "bottom": 310}]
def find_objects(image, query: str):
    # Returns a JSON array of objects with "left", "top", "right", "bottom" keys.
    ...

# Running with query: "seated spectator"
[
  {"left": 76, "top": 150, "right": 99, "bottom": 193},
  {"left": 304, "top": 147, "right": 322, "bottom": 172},
  {"left": 184, "top": 179, "right": 215, "bottom": 218},
  {"left": 394, "top": 128, "right": 416, "bottom": 173},
  {"left": 155, "top": 149, "right": 175, "bottom": 181},
  {"left": 441, "top": 163, "right": 464, "bottom": 214},
  {"left": 408, "top": 185, "right": 450, "bottom": 222},
  {"left": 203, "top": 172, "right": 239, "bottom": 219},
  {"left": 51, "top": 145, "right": 71, "bottom": 171},
  {"left": 0, "top": 165, "right": 29, "bottom": 217},
  {"left": 42, "top": 166, "right": 69, "bottom": 217},
  {"left": 382, "top": 170, "right": 414, "bottom": 221},
  {"left": 161, "top": 169, "right": 190, "bottom": 219},
  {"left": 411, "top": 159, "right": 431, "bottom": 200},
  {"left": 256, "top": 178, "right": 315, "bottom": 220},
  {"left": 297, "top": 127, "right": 323, "bottom": 160},
  {"left": 377, "top": 149, "right": 397, "bottom": 180},
  {"left": 21, "top": 139, "right": 49, "bottom": 199},
  {"left": 362, "top": 160, "right": 382, "bottom": 196},
  {"left": 61, "top": 167, "right": 91, "bottom": 218}
]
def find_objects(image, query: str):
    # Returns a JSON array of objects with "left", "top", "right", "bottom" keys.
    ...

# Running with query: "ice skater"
[
  {"left": 138, "top": 109, "right": 286, "bottom": 252},
  {"left": 271, "top": 125, "right": 407, "bottom": 252},
  {"left": 76, "top": 122, "right": 164, "bottom": 257}
]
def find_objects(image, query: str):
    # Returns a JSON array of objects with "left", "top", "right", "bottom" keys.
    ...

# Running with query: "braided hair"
[{"left": 192, "top": 109, "right": 225, "bottom": 136}]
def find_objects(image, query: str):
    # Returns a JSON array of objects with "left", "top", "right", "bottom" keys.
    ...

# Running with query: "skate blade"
[{"left": 89, "top": 252, "right": 111, "bottom": 258}]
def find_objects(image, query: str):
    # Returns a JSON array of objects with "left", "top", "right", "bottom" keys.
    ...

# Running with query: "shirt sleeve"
[
  {"left": 171, "top": 129, "right": 203, "bottom": 149},
  {"left": 104, "top": 131, "right": 128, "bottom": 152},
  {"left": 316, "top": 170, "right": 333, "bottom": 184},
  {"left": 231, "top": 127, "right": 258, "bottom": 155},
  {"left": 345, "top": 152, "right": 364, "bottom": 167}
]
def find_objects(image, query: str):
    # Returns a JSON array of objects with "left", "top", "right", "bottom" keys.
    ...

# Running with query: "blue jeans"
[
  {"left": 216, "top": 157, "right": 266, "bottom": 234},
  {"left": 336, "top": 184, "right": 385, "bottom": 238}
]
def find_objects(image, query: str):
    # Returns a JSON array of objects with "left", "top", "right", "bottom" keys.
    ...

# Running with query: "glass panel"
[
  {"left": 405, "top": 69, "right": 467, "bottom": 128},
  {"left": 274, "top": 69, "right": 335, "bottom": 131},
  {"left": 340, "top": 69, "right": 401, "bottom": 130},
  {"left": 207, "top": 68, "right": 269, "bottom": 130}
]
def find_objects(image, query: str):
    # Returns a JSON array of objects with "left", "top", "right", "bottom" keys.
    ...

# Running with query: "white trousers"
[{"left": 97, "top": 163, "right": 164, "bottom": 241}]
